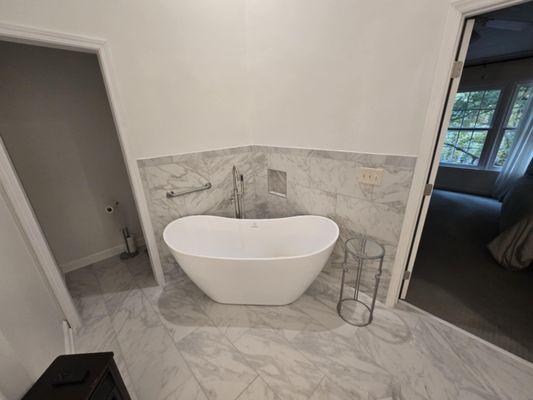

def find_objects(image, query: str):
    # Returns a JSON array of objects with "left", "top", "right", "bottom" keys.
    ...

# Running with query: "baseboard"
[{"left": 60, "top": 236, "right": 145, "bottom": 273}]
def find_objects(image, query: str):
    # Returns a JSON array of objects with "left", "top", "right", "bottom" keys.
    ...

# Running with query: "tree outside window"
[
  {"left": 494, "top": 84, "right": 533, "bottom": 167},
  {"left": 440, "top": 83, "right": 532, "bottom": 170},
  {"left": 440, "top": 89, "right": 500, "bottom": 167}
]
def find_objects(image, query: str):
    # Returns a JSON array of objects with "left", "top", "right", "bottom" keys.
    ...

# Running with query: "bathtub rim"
[{"left": 163, "top": 214, "right": 339, "bottom": 262}]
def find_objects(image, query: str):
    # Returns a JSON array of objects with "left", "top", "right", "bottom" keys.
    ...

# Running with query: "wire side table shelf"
[{"left": 337, "top": 236, "right": 385, "bottom": 327}]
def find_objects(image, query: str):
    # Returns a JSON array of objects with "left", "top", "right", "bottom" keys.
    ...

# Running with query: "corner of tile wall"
[{"left": 136, "top": 146, "right": 256, "bottom": 280}]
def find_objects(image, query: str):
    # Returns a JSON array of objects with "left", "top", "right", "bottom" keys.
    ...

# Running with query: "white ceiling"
[{"left": 466, "top": 1, "right": 533, "bottom": 65}]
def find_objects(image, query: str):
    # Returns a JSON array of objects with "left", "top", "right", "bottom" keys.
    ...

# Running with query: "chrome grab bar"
[{"left": 166, "top": 182, "right": 212, "bottom": 198}]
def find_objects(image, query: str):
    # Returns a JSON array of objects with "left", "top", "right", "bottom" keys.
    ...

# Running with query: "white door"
[
  {"left": 400, "top": 18, "right": 476, "bottom": 299},
  {"left": 0, "top": 137, "right": 81, "bottom": 328}
]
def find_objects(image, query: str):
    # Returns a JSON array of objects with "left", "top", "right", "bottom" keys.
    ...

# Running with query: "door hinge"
[
  {"left": 403, "top": 270, "right": 411, "bottom": 280},
  {"left": 451, "top": 61, "right": 464, "bottom": 79},
  {"left": 424, "top": 183, "right": 433, "bottom": 196}
]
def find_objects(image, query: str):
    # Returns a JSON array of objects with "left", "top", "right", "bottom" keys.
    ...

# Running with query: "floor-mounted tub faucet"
[{"left": 232, "top": 165, "right": 245, "bottom": 219}]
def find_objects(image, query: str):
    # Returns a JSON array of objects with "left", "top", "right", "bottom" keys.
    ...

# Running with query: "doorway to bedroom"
[{"left": 402, "top": 2, "right": 533, "bottom": 362}]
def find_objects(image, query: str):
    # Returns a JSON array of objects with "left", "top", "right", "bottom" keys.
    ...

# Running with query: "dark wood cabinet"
[{"left": 22, "top": 352, "right": 131, "bottom": 400}]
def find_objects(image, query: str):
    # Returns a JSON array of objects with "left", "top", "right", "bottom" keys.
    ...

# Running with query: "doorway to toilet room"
[
  {"left": 0, "top": 40, "right": 147, "bottom": 324},
  {"left": 401, "top": 1, "right": 533, "bottom": 362}
]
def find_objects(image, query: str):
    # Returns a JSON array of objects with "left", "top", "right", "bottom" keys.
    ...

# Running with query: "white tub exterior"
[{"left": 163, "top": 215, "right": 339, "bottom": 305}]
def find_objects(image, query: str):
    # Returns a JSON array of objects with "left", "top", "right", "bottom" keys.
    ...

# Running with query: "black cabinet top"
[{"left": 22, "top": 352, "right": 114, "bottom": 400}]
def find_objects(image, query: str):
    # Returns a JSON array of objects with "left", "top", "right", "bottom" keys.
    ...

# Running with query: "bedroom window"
[
  {"left": 440, "top": 82, "right": 533, "bottom": 170},
  {"left": 440, "top": 89, "right": 500, "bottom": 167}
]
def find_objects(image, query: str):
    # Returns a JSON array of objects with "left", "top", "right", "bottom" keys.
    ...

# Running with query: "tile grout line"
[
  {"left": 232, "top": 375, "right": 258, "bottom": 400},
  {"left": 311, "top": 376, "right": 330, "bottom": 399},
  {"left": 306, "top": 375, "right": 327, "bottom": 400},
  {"left": 224, "top": 306, "right": 328, "bottom": 400},
  {"left": 400, "top": 300, "right": 533, "bottom": 370},
  {"left": 281, "top": 282, "right": 383, "bottom": 395},
  {"left": 155, "top": 268, "right": 303, "bottom": 400},
  {"left": 170, "top": 327, "right": 237, "bottom": 400},
  {"left": 125, "top": 262, "right": 212, "bottom": 400},
  {"left": 221, "top": 324, "right": 282, "bottom": 400},
  {"left": 179, "top": 301, "right": 263, "bottom": 398},
  {"left": 86, "top": 264, "right": 140, "bottom": 400},
  {"left": 415, "top": 320, "right": 504, "bottom": 399}
]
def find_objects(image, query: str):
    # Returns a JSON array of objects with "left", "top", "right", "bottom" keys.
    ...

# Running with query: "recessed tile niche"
[{"left": 268, "top": 168, "right": 287, "bottom": 197}]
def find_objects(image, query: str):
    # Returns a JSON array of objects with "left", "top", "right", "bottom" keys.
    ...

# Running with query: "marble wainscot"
[
  {"left": 138, "top": 146, "right": 264, "bottom": 281},
  {"left": 138, "top": 145, "right": 416, "bottom": 301}
]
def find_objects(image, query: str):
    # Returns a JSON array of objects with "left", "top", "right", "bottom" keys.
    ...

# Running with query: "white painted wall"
[
  {"left": 0, "top": 0, "right": 456, "bottom": 159},
  {"left": 0, "top": 331, "right": 32, "bottom": 400},
  {"left": 0, "top": 185, "right": 64, "bottom": 398},
  {"left": 247, "top": 0, "right": 452, "bottom": 156},
  {"left": 0, "top": 0, "right": 463, "bottom": 311},
  {"left": 0, "top": 41, "right": 142, "bottom": 269},
  {"left": 0, "top": 0, "right": 250, "bottom": 159}
]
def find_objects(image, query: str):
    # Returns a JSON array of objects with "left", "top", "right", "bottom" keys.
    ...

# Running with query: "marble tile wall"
[
  {"left": 138, "top": 145, "right": 416, "bottom": 301},
  {"left": 252, "top": 146, "right": 416, "bottom": 301},
  {"left": 138, "top": 146, "right": 264, "bottom": 280}
]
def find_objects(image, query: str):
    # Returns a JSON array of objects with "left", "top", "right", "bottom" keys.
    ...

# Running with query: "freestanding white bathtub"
[{"left": 163, "top": 215, "right": 339, "bottom": 305}]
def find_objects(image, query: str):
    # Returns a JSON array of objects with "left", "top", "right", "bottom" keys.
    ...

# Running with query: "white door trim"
[
  {"left": 0, "top": 136, "right": 82, "bottom": 328},
  {"left": 385, "top": 0, "right": 529, "bottom": 306},
  {"left": 62, "top": 320, "right": 75, "bottom": 355},
  {"left": 0, "top": 23, "right": 166, "bottom": 328},
  {"left": 399, "top": 18, "right": 475, "bottom": 299},
  {"left": 450, "top": 0, "right": 526, "bottom": 15}
]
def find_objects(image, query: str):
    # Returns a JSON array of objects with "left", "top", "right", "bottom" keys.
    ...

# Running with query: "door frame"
[
  {"left": 399, "top": 17, "right": 476, "bottom": 298},
  {"left": 385, "top": 0, "right": 528, "bottom": 306},
  {"left": 0, "top": 23, "right": 166, "bottom": 329}
]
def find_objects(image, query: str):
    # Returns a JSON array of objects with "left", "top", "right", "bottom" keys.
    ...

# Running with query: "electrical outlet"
[{"left": 358, "top": 167, "right": 384, "bottom": 186}]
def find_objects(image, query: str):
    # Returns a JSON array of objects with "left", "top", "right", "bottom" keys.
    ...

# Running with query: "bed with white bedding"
[{"left": 488, "top": 158, "right": 533, "bottom": 270}]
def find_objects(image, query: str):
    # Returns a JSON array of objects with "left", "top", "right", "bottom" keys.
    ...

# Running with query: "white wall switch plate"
[{"left": 358, "top": 167, "right": 384, "bottom": 186}]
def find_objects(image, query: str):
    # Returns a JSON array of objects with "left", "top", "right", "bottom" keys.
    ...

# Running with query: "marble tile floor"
[{"left": 65, "top": 251, "right": 533, "bottom": 400}]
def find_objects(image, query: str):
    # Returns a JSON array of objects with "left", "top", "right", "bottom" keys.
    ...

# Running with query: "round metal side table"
[{"left": 337, "top": 236, "right": 385, "bottom": 327}]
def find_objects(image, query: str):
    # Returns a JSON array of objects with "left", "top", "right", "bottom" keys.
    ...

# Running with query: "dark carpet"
[{"left": 406, "top": 189, "right": 533, "bottom": 362}]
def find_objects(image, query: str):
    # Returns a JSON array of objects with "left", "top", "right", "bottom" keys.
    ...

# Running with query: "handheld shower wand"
[
  {"left": 232, "top": 166, "right": 245, "bottom": 219},
  {"left": 240, "top": 173, "right": 245, "bottom": 219}
]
